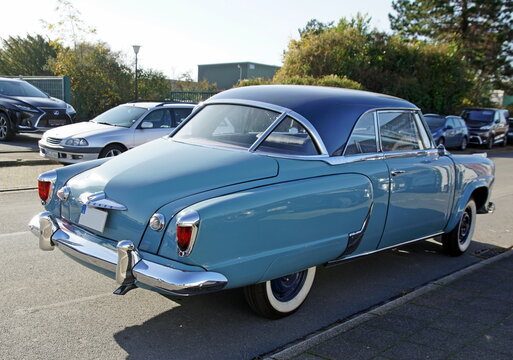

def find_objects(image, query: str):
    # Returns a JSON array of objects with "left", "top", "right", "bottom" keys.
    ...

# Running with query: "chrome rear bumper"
[{"left": 28, "top": 212, "right": 228, "bottom": 296}]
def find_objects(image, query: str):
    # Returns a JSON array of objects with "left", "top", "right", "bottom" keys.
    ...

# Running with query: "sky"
[{"left": 0, "top": 0, "right": 393, "bottom": 80}]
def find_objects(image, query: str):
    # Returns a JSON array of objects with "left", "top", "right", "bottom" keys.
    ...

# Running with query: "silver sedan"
[{"left": 39, "top": 102, "right": 194, "bottom": 163}]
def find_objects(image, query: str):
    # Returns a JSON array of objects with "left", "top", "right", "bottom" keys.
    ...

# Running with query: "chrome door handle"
[{"left": 391, "top": 170, "right": 406, "bottom": 176}]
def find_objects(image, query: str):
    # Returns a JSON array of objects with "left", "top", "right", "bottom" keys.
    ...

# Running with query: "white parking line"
[
  {"left": 14, "top": 293, "right": 113, "bottom": 315},
  {"left": 0, "top": 231, "right": 30, "bottom": 238}
]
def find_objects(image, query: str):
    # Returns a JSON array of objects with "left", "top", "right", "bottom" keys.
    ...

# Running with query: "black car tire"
[
  {"left": 442, "top": 199, "right": 476, "bottom": 256},
  {"left": 502, "top": 135, "right": 507, "bottom": 147},
  {"left": 460, "top": 137, "right": 468, "bottom": 151},
  {"left": 487, "top": 135, "right": 493, "bottom": 149},
  {"left": 99, "top": 144, "right": 126, "bottom": 158},
  {"left": 244, "top": 267, "right": 316, "bottom": 319},
  {"left": 0, "top": 112, "right": 15, "bottom": 141}
]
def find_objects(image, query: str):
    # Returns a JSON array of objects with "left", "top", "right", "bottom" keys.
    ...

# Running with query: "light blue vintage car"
[{"left": 29, "top": 86, "right": 495, "bottom": 318}]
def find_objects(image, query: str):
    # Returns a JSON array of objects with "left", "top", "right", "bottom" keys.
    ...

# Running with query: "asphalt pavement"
[{"left": 0, "top": 138, "right": 512, "bottom": 359}]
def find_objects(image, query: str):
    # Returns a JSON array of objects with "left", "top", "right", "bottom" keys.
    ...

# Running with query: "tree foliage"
[
  {"left": 50, "top": 42, "right": 132, "bottom": 119},
  {"left": 278, "top": 16, "right": 472, "bottom": 113},
  {"left": 389, "top": 0, "right": 513, "bottom": 84},
  {"left": 235, "top": 74, "right": 362, "bottom": 90},
  {"left": 0, "top": 35, "right": 58, "bottom": 76}
]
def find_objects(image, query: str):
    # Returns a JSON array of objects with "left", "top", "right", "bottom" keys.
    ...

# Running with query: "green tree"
[
  {"left": 50, "top": 42, "right": 132, "bottom": 119},
  {"left": 278, "top": 16, "right": 473, "bottom": 113},
  {"left": 0, "top": 35, "right": 58, "bottom": 75},
  {"left": 389, "top": 0, "right": 513, "bottom": 83}
]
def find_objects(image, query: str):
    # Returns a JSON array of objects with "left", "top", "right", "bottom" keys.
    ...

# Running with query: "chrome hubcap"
[
  {"left": 459, "top": 211, "right": 471, "bottom": 245},
  {"left": 270, "top": 270, "right": 307, "bottom": 302}
]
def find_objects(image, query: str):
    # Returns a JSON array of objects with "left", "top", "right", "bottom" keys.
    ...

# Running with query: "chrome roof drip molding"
[{"left": 79, "top": 191, "right": 127, "bottom": 211}]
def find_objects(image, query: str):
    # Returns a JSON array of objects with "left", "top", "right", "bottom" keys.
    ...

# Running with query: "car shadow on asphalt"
[{"left": 112, "top": 239, "right": 496, "bottom": 360}]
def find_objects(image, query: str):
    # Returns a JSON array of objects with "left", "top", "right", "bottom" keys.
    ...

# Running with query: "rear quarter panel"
[{"left": 158, "top": 173, "right": 374, "bottom": 288}]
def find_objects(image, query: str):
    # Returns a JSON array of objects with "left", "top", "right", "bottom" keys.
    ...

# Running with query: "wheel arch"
[
  {"left": 444, "top": 183, "right": 490, "bottom": 233},
  {"left": 100, "top": 142, "right": 128, "bottom": 155}
]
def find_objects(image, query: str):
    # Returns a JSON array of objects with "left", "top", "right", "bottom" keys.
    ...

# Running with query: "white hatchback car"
[{"left": 39, "top": 102, "right": 194, "bottom": 163}]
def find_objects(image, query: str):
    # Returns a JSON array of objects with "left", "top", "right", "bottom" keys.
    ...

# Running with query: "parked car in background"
[
  {"left": 29, "top": 85, "right": 495, "bottom": 319},
  {"left": 460, "top": 107, "right": 509, "bottom": 149},
  {"left": 424, "top": 114, "right": 469, "bottom": 150},
  {"left": 38, "top": 101, "right": 194, "bottom": 163},
  {"left": 508, "top": 117, "right": 513, "bottom": 139},
  {"left": 0, "top": 77, "right": 76, "bottom": 141}
]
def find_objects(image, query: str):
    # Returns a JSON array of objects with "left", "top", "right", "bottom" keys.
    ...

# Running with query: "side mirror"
[
  {"left": 437, "top": 144, "right": 446, "bottom": 156},
  {"left": 141, "top": 121, "right": 153, "bottom": 129}
]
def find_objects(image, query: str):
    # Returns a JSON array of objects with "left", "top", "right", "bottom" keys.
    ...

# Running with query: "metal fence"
[
  {"left": 168, "top": 91, "right": 220, "bottom": 103},
  {"left": 3, "top": 75, "right": 71, "bottom": 103}
]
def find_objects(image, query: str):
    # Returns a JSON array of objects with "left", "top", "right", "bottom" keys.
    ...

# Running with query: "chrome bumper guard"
[{"left": 28, "top": 212, "right": 228, "bottom": 296}]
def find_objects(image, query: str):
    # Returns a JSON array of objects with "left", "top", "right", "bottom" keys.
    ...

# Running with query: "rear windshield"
[
  {"left": 0, "top": 80, "right": 48, "bottom": 98},
  {"left": 424, "top": 116, "right": 445, "bottom": 130},
  {"left": 173, "top": 104, "right": 280, "bottom": 150},
  {"left": 92, "top": 105, "right": 147, "bottom": 128},
  {"left": 461, "top": 110, "right": 494, "bottom": 123}
]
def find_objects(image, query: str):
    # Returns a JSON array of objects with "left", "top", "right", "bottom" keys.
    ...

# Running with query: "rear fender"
[{"left": 158, "top": 174, "right": 374, "bottom": 288}]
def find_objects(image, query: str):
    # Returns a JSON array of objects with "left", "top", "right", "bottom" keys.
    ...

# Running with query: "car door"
[
  {"left": 377, "top": 111, "right": 455, "bottom": 249},
  {"left": 445, "top": 118, "right": 457, "bottom": 147},
  {"left": 133, "top": 109, "right": 174, "bottom": 146}
]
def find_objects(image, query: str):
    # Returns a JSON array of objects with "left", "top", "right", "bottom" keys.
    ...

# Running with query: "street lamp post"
[{"left": 132, "top": 45, "right": 141, "bottom": 100}]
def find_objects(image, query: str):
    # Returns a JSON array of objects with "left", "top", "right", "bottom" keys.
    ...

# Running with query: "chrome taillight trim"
[
  {"left": 176, "top": 209, "right": 200, "bottom": 257},
  {"left": 38, "top": 170, "right": 57, "bottom": 205}
]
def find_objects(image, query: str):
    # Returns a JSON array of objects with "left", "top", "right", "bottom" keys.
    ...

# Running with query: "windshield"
[
  {"left": 0, "top": 80, "right": 48, "bottom": 98},
  {"left": 462, "top": 110, "right": 494, "bottom": 123},
  {"left": 172, "top": 104, "right": 281, "bottom": 150},
  {"left": 92, "top": 105, "right": 147, "bottom": 128},
  {"left": 424, "top": 116, "right": 445, "bottom": 130}
]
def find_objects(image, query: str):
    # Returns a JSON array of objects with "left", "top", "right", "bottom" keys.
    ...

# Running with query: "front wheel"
[
  {"left": 442, "top": 199, "right": 476, "bottom": 256},
  {"left": 0, "top": 113, "right": 15, "bottom": 141},
  {"left": 99, "top": 144, "right": 126, "bottom": 158},
  {"left": 502, "top": 135, "right": 507, "bottom": 147},
  {"left": 486, "top": 135, "right": 493, "bottom": 149},
  {"left": 244, "top": 267, "right": 316, "bottom": 319}
]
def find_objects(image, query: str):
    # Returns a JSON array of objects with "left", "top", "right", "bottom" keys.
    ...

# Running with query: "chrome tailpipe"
[{"left": 113, "top": 240, "right": 141, "bottom": 295}]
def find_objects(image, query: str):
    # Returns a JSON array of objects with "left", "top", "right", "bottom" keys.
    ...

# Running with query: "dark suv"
[
  {"left": 460, "top": 107, "right": 509, "bottom": 149},
  {"left": 0, "top": 77, "right": 76, "bottom": 141}
]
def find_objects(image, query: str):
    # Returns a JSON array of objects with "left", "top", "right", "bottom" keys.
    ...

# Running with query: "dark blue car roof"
[{"left": 210, "top": 85, "right": 417, "bottom": 155}]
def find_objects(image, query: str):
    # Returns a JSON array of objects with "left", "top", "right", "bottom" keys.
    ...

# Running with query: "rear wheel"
[
  {"left": 459, "top": 137, "right": 468, "bottom": 150},
  {"left": 99, "top": 144, "right": 126, "bottom": 158},
  {"left": 442, "top": 199, "right": 476, "bottom": 256},
  {"left": 244, "top": 267, "right": 316, "bottom": 319},
  {"left": 502, "top": 135, "right": 507, "bottom": 147},
  {"left": 0, "top": 113, "right": 15, "bottom": 141}
]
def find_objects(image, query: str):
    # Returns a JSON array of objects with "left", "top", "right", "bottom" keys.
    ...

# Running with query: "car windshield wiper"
[{"left": 94, "top": 121, "right": 124, "bottom": 127}]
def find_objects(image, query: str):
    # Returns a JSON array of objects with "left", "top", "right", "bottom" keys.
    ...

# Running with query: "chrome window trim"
[
  {"left": 247, "top": 112, "right": 288, "bottom": 152},
  {"left": 342, "top": 111, "right": 379, "bottom": 157},
  {"left": 323, "top": 152, "right": 384, "bottom": 165},
  {"left": 168, "top": 98, "right": 329, "bottom": 157},
  {"left": 414, "top": 111, "right": 436, "bottom": 149}
]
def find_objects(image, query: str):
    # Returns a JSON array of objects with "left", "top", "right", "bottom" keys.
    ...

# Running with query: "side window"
[
  {"left": 344, "top": 113, "right": 377, "bottom": 156},
  {"left": 142, "top": 109, "right": 172, "bottom": 128},
  {"left": 379, "top": 112, "right": 426, "bottom": 152},
  {"left": 446, "top": 118, "right": 455, "bottom": 128},
  {"left": 173, "top": 108, "right": 193, "bottom": 127},
  {"left": 256, "top": 116, "right": 319, "bottom": 156}
]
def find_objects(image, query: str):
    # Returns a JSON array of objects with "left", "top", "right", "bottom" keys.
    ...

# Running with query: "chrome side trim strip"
[
  {"left": 340, "top": 202, "right": 374, "bottom": 257},
  {"left": 322, "top": 153, "right": 384, "bottom": 166},
  {"left": 326, "top": 232, "right": 444, "bottom": 266}
]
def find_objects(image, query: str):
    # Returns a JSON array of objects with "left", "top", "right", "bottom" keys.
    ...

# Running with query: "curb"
[
  {"left": 263, "top": 249, "right": 513, "bottom": 360},
  {"left": 0, "top": 159, "right": 60, "bottom": 167}
]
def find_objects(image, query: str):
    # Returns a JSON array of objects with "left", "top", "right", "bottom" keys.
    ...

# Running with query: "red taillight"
[
  {"left": 38, "top": 180, "right": 51, "bottom": 202},
  {"left": 177, "top": 226, "right": 193, "bottom": 251}
]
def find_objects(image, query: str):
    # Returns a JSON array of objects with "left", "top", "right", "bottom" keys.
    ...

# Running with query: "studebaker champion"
[{"left": 29, "top": 85, "right": 495, "bottom": 319}]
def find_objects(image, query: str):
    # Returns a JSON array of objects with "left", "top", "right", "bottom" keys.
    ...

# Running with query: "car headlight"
[
  {"left": 66, "top": 103, "right": 76, "bottom": 114},
  {"left": 65, "top": 138, "right": 88, "bottom": 146},
  {"left": 14, "top": 104, "right": 38, "bottom": 112}
]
